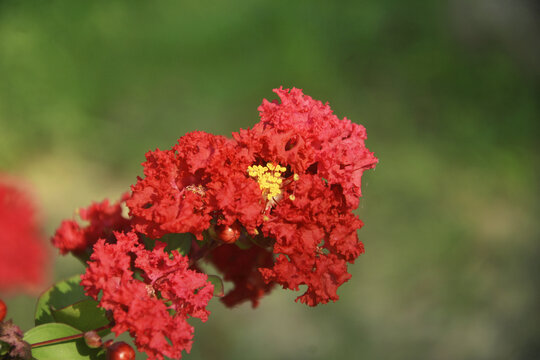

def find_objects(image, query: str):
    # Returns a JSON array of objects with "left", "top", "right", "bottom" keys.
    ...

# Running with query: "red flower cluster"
[
  {"left": 81, "top": 231, "right": 213, "bottom": 360},
  {"left": 51, "top": 193, "right": 130, "bottom": 256},
  {"left": 128, "top": 87, "right": 378, "bottom": 306},
  {"left": 126, "top": 131, "right": 265, "bottom": 240},
  {"left": 52, "top": 87, "right": 377, "bottom": 359},
  {"left": 0, "top": 176, "right": 48, "bottom": 293}
]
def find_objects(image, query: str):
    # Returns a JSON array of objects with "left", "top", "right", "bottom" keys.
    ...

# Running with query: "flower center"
[
  {"left": 247, "top": 163, "right": 300, "bottom": 212},
  {"left": 247, "top": 163, "right": 286, "bottom": 201}
]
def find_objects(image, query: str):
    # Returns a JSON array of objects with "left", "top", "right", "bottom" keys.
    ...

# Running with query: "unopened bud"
[
  {"left": 106, "top": 341, "right": 136, "bottom": 360},
  {"left": 84, "top": 330, "right": 102, "bottom": 348},
  {"left": 214, "top": 223, "right": 241, "bottom": 244}
]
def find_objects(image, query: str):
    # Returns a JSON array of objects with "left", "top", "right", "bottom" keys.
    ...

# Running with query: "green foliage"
[
  {"left": 35, "top": 276, "right": 87, "bottom": 326},
  {"left": 29, "top": 277, "right": 110, "bottom": 359},
  {"left": 206, "top": 275, "right": 224, "bottom": 298},
  {"left": 34, "top": 275, "right": 109, "bottom": 332},
  {"left": 52, "top": 300, "right": 109, "bottom": 334},
  {"left": 161, "top": 233, "right": 193, "bottom": 256}
]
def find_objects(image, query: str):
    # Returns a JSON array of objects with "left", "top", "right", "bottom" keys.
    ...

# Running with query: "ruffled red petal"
[
  {"left": 51, "top": 193, "right": 130, "bottom": 255},
  {"left": 81, "top": 231, "right": 213, "bottom": 360}
]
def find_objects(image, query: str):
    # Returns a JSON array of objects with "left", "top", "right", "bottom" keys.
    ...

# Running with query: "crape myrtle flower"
[
  {"left": 127, "top": 87, "right": 377, "bottom": 307},
  {"left": 127, "top": 132, "right": 227, "bottom": 240},
  {"left": 80, "top": 231, "right": 213, "bottom": 360},
  {"left": 235, "top": 87, "right": 377, "bottom": 210},
  {"left": 51, "top": 193, "right": 131, "bottom": 256},
  {"left": 257, "top": 174, "right": 365, "bottom": 305},
  {"left": 0, "top": 176, "right": 49, "bottom": 293},
  {"left": 231, "top": 88, "right": 378, "bottom": 305},
  {"left": 126, "top": 131, "right": 265, "bottom": 240}
]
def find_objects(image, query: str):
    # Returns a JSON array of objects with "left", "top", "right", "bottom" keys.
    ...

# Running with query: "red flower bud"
[
  {"left": 215, "top": 223, "right": 241, "bottom": 244},
  {"left": 0, "top": 299, "right": 6, "bottom": 322},
  {"left": 106, "top": 341, "right": 135, "bottom": 360}
]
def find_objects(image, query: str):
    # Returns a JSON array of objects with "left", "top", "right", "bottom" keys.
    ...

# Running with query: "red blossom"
[
  {"left": 260, "top": 252, "right": 352, "bottom": 306},
  {"left": 125, "top": 87, "right": 377, "bottom": 307},
  {"left": 0, "top": 176, "right": 49, "bottom": 293},
  {"left": 230, "top": 88, "right": 377, "bottom": 305},
  {"left": 255, "top": 87, "right": 378, "bottom": 208},
  {"left": 256, "top": 176, "right": 360, "bottom": 305},
  {"left": 127, "top": 132, "right": 233, "bottom": 240},
  {"left": 128, "top": 130, "right": 268, "bottom": 241},
  {"left": 81, "top": 231, "right": 213, "bottom": 360},
  {"left": 51, "top": 193, "right": 131, "bottom": 256}
]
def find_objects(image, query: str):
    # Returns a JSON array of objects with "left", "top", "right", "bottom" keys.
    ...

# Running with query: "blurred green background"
[{"left": 1, "top": 1, "right": 539, "bottom": 359}]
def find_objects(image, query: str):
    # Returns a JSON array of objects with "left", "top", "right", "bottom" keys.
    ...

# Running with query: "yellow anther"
[
  {"left": 289, "top": 195, "right": 295, "bottom": 201},
  {"left": 293, "top": 174, "right": 299, "bottom": 181},
  {"left": 247, "top": 163, "right": 287, "bottom": 202},
  {"left": 263, "top": 215, "right": 270, "bottom": 221}
]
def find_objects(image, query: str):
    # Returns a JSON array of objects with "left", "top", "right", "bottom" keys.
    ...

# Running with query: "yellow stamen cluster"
[
  {"left": 247, "top": 163, "right": 286, "bottom": 200},
  {"left": 185, "top": 184, "right": 206, "bottom": 197}
]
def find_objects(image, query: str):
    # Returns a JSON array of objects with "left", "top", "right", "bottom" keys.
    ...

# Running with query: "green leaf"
[
  {"left": 207, "top": 275, "right": 224, "bottom": 297},
  {"left": 162, "top": 233, "right": 193, "bottom": 256},
  {"left": 142, "top": 233, "right": 193, "bottom": 256},
  {"left": 35, "top": 275, "right": 87, "bottom": 326},
  {"left": 52, "top": 299, "right": 109, "bottom": 334},
  {"left": 23, "top": 323, "right": 104, "bottom": 360}
]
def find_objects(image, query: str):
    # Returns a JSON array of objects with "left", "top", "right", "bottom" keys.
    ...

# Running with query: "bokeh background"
[{"left": 1, "top": 1, "right": 539, "bottom": 359}]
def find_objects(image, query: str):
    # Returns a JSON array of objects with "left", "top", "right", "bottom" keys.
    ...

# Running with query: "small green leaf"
[
  {"left": 207, "top": 275, "right": 224, "bottom": 297},
  {"left": 162, "top": 233, "right": 193, "bottom": 256},
  {"left": 52, "top": 299, "right": 109, "bottom": 333},
  {"left": 35, "top": 275, "right": 87, "bottom": 326},
  {"left": 142, "top": 233, "right": 194, "bottom": 256},
  {"left": 23, "top": 323, "right": 104, "bottom": 360}
]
